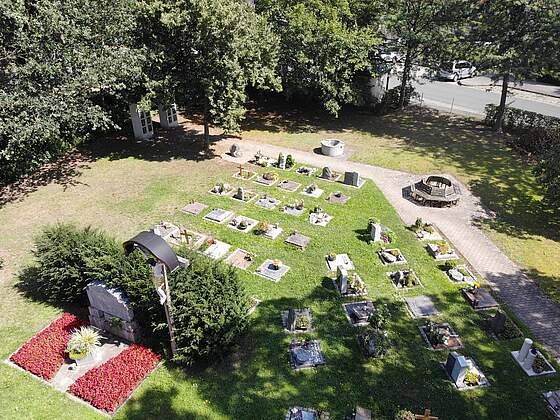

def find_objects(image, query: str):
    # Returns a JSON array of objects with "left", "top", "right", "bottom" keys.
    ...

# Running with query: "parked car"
[{"left": 438, "top": 61, "right": 476, "bottom": 81}]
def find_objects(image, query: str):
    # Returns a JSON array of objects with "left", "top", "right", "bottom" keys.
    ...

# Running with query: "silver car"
[{"left": 439, "top": 60, "right": 476, "bottom": 81}]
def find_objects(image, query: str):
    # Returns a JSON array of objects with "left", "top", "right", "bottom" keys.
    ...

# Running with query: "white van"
[{"left": 439, "top": 61, "right": 477, "bottom": 81}]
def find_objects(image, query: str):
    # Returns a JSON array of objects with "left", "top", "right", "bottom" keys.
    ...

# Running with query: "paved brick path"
[{"left": 222, "top": 140, "right": 560, "bottom": 359}]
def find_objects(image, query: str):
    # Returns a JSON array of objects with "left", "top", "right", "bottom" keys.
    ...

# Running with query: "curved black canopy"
[{"left": 123, "top": 230, "right": 180, "bottom": 272}]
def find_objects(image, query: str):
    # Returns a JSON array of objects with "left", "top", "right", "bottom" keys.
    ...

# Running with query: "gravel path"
[{"left": 221, "top": 140, "right": 560, "bottom": 359}]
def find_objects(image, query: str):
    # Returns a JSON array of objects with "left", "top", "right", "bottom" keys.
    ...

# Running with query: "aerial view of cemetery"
[{"left": 1, "top": 1, "right": 560, "bottom": 419}]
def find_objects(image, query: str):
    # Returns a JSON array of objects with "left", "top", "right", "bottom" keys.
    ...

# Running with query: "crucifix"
[
  {"left": 238, "top": 164, "right": 245, "bottom": 177},
  {"left": 414, "top": 409, "right": 438, "bottom": 420}
]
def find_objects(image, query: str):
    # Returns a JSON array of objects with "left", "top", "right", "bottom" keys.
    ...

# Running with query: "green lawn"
[
  {"left": 0, "top": 135, "right": 559, "bottom": 419},
  {"left": 240, "top": 105, "right": 560, "bottom": 304}
]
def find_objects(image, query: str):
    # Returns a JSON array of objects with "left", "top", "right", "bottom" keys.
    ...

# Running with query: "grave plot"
[
  {"left": 225, "top": 248, "right": 254, "bottom": 270},
  {"left": 412, "top": 219, "right": 443, "bottom": 241},
  {"left": 342, "top": 301, "right": 374, "bottom": 327},
  {"left": 357, "top": 322, "right": 390, "bottom": 359},
  {"left": 426, "top": 241, "right": 459, "bottom": 260},
  {"left": 285, "top": 232, "right": 311, "bottom": 250},
  {"left": 255, "top": 194, "right": 281, "bottom": 210},
  {"left": 288, "top": 339, "right": 326, "bottom": 370},
  {"left": 418, "top": 320, "right": 463, "bottom": 351},
  {"left": 480, "top": 310, "right": 522, "bottom": 340},
  {"left": 278, "top": 179, "right": 301, "bottom": 193},
  {"left": 296, "top": 166, "right": 317, "bottom": 176},
  {"left": 511, "top": 338, "right": 557, "bottom": 377},
  {"left": 228, "top": 215, "right": 259, "bottom": 234},
  {"left": 333, "top": 267, "right": 367, "bottom": 297},
  {"left": 387, "top": 270, "right": 422, "bottom": 290},
  {"left": 442, "top": 352, "right": 489, "bottom": 391},
  {"left": 369, "top": 221, "right": 395, "bottom": 244},
  {"left": 178, "top": 228, "right": 207, "bottom": 250},
  {"left": 447, "top": 264, "right": 477, "bottom": 285},
  {"left": 318, "top": 166, "right": 341, "bottom": 182},
  {"left": 543, "top": 390, "right": 560, "bottom": 419},
  {"left": 308, "top": 207, "right": 333, "bottom": 227},
  {"left": 300, "top": 183, "right": 324, "bottom": 198},
  {"left": 326, "top": 191, "right": 350, "bottom": 205},
  {"left": 461, "top": 286, "right": 499, "bottom": 310},
  {"left": 209, "top": 182, "right": 234, "bottom": 196},
  {"left": 152, "top": 221, "right": 182, "bottom": 246},
  {"left": 201, "top": 238, "right": 231, "bottom": 260},
  {"left": 285, "top": 407, "right": 330, "bottom": 420},
  {"left": 230, "top": 187, "right": 257, "bottom": 203},
  {"left": 204, "top": 208, "right": 235, "bottom": 224},
  {"left": 282, "top": 200, "right": 306, "bottom": 217},
  {"left": 254, "top": 171, "right": 279, "bottom": 186},
  {"left": 255, "top": 259, "right": 290, "bottom": 282},
  {"left": 232, "top": 165, "right": 257, "bottom": 181},
  {"left": 404, "top": 296, "right": 439, "bottom": 318},
  {"left": 251, "top": 151, "right": 276, "bottom": 168},
  {"left": 377, "top": 248, "right": 407, "bottom": 265},
  {"left": 181, "top": 201, "right": 208, "bottom": 216},
  {"left": 254, "top": 221, "right": 283, "bottom": 240},
  {"left": 325, "top": 253, "right": 354, "bottom": 271},
  {"left": 282, "top": 308, "right": 313, "bottom": 333},
  {"left": 342, "top": 171, "right": 365, "bottom": 188}
]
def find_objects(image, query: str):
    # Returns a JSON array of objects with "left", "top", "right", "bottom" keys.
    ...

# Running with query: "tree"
[
  {"left": 257, "top": 0, "right": 379, "bottom": 116},
  {"left": 470, "top": 0, "right": 560, "bottom": 132},
  {"left": 0, "top": 0, "right": 145, "bottom": 184},
  {"left": 378, "top": 0, "right": 469, "bottom": 108},
  {"left": 139, "top": 0, "right": 280, "bottom": 148},
  {"left": 167, "top": 251, "right": 250, "bottom": 366}
]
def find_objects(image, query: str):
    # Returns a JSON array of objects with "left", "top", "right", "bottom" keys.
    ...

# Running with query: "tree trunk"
[
  {"left": 203, "top": 101, "right": 210, "bottom": 150},
  {"left": 494, "top": 72, "right": 509, "bottom": 133},
  {"left": 399, "top": 47, "right": 413, "bottom": 109}
]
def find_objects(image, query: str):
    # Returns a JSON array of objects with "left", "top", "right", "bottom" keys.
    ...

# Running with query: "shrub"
[
  {"left": 534, "top": 142, "right": 560, "bottom": 208},
  {"left": 67, "top": 326, "right": 102, "bottom": 360},
  {"left": 395, "top": 409, "right": 415, "bottom": 420},
  {"left": 285, "top": 154, "right": 295, "bottom": 168},
  {"left": 26, "top": 223, "right": 121, "bottom": 304},
  {"left": 168, "top": 250, "right": 250, "bottom": 366}
]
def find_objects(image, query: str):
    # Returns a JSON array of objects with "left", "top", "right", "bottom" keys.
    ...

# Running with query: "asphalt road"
[{"left": 392, "top": 77, "right": 560, "bottom": 118}]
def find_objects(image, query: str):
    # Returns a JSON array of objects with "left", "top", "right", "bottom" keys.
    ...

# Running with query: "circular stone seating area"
[{"left": 410, "top": 175, "right": 461, "bottom": 207}]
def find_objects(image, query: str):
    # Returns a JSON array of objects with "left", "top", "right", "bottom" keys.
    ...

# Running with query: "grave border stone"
[
  {"left": 181, "top": 201, "right": 209, "bottom": 216},
  {"left": 203, "top": 208, "right": 235, "bottom": 224},
  {"left": 404, "top": 295, "right": 440, "bottom": 319},
  {"left": 278, "top": 179, "right": 302, "bottom": 193},
  {"left": 228, "top": 215, "right": 259, "bottom": 234},
  {"left": 387, "top": 270, "right": 423, "bottom": 290},
  {"left": 377, "top": 249, "right": 407, "bottom": 265},
  {"left": 224, "top": 248, "right": 254, "bottom": 270}
]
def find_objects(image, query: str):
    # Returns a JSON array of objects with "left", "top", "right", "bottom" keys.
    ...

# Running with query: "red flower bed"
[
  {"left": 69, "top": 344, "right": 160, "bottom": 413},
  {"left": 10, "top": 313, "right": 87, "bottom": 380}
]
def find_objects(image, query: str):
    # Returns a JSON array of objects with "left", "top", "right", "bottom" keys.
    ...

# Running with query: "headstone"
[
  {"left": 370, "top": 223, "right": 382, "bottom": 242},
  {"left": 445, "top": 352, "right": 468, "bottom": 385},
  {"left": 229, "top": 143, "right": 242, "bottom": 157},
  {"left": 344, "top": 171, "right": 360, "bottom": 187},
  {"left": 321, "top": 167, "right": 333, "bottom": 179},
  {"left": 338, "top": 266, "right": 349, "bottom": 294},
  {"left": 287, "top": 309, "right": 297, "bottom": 331},
  {"left": 86, "top": 281, "right": 141, "bottom": 343},
  {"left": 278, "top": 152, "right": 287, "bottom": 169},
  {"left": 523, "top": 348, "right": 538, "bottom": 370},
  {"left": 234, "top": 187, "right": 245, "bottom": 201},
  {"left": 488, "top": 310, "right": 507, "bottom": 334},
  {"left": 517, "top": 338, "right": 533, "bottom": 362}
]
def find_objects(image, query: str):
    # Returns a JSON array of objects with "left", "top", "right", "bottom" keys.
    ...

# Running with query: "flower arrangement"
[
  {"left": 10, "top": 313, "right": 87, "bottom": 380},
  {"left": 327, "top": 252, "right": 337, "bottom": 261},
  {"left": 272, "top": 259, "right": 282, "bottom": 270},
  {"left": 463, "top": 369, "right": 479, "bottom": 386},
  {"left": 69, "top": 344, "right": 160, "bottom": 413}
]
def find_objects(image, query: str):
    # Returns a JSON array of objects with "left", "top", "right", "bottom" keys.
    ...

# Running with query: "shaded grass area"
[
  {"left": 240, "top": 103, "right": 560, "bottom": 303},
  {"left": 1, "top": 140, "right": 559, "bottom": 419}
]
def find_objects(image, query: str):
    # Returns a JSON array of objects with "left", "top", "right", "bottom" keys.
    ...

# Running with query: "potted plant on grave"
[
  {"left": 327, "top": 252, "right": 337, "bottom": 261},
  {"left": 463, "top": 369, "right": 480, "bottom": 386},
  {"left": 358, "top": 304, "right": 390, "bottom": 358},
  {"left": 295, "top": 315, "right": 311, "bottom": 331},
  {"left": 295, "top": 199, "right": 305, "bottom": 210},
  {"left": 263, "top": 172, "right": 278, "bottom": 181},
  {"left": 404, "top": 271, "right": 417, "bottom": 287},
  {"left": 437, "top": 242, "right": 450, "bottom": 256},
  {"left": 272, "top": 259, "right": 282, "bottom": 270},
  {"left": 238, "top": 220, "right": 248, "bottom": 230},
  {"left": 256, "top": 221, "right": 271, "bottom": 235},
  {"left": 66, "top": 326, "right": 102, "bottom": 363},
  {"left": 381, "top": 229, "right": 395, "bottom": 244},
  {"left": 532, "top": 353, "right": 549, "bottom": 374},
  {"left": 425, "top": 320, "right": 449, "bottom": 347},
  {"left": 285, "top": 154, "right": 295, "bottom": 168}
]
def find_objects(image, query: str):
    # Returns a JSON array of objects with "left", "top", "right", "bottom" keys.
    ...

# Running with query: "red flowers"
[
  {"left": 10, "top": 313, "right": 87, "bottom": 380},
  {"left": 69, "top": 344, "right": 160, "bottom": 413}
]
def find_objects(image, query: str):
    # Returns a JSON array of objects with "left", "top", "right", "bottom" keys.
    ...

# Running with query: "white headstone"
[
  {"left": 278, "top": 153, "right": 287, "bottom": 169},
  {"left": 523, "top": 348, "right": 538, "bottom": 370},
  {"left": 518, "top": 338, "right": 533, "bottom": 362},
  {"left": 370, "top": 223, "right": 382, "bottom": 242}
]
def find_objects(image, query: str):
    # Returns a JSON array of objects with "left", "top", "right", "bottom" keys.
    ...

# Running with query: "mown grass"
[
  {"left": 240, "top": 104, "right": 560, "bottom": 304},
  {"left": 1, "top": 136, "right": 559, "bottom": 419}
]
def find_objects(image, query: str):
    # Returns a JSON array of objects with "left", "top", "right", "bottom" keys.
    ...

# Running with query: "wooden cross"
[
  {"left": 415, "top": 409, "right": 438, "bottom": 420},
  {"left": 238, "top": 164, "right": 245, "bottom": 176}
]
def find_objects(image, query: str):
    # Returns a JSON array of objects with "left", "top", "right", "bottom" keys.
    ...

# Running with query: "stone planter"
[
  {"left": 321, "top": 139, "right": 345, "bottom": 157},
  {"left": 71, "top": 347, "right": 102, "bottom": 367}
]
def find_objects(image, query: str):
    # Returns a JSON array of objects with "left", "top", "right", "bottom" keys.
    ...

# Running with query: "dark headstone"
[
  {"left": 344, "top": 171, "right": 360, "bottom": 187},
  {"left": 321, "top": 167, "right": 333, "bottom": 179},
  {"left": 229, "top": 143, "right": 242, "bottom": 157},
  {"left": 287, "top": 308, "right": 297, "bottom": 331},
  {"left": 489, "top": 310, "right": 507, "bottom": 334}
]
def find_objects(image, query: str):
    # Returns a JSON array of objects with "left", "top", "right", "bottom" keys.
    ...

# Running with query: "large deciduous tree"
[
  {"left": 0, "top": 0, "right": 145, "bottom": 184},
  {"left": 139, "top": 0, "right": 281, "bottom": 147},
  {"left": 470, "top": 0, "right": 560, "bottom": 132},
  {"left": 256, "top": 0, "right": 379, "bottom": 116}
]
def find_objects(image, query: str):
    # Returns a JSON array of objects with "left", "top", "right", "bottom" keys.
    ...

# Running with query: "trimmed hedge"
[
  {"left": 168, "top": 250, "right": 250, "bottom": 366},
  {"left": 484, "top": 104, "right": 560, "bottom": 155}
]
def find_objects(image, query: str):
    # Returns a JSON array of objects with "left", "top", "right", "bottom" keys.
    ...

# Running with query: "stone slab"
[
  {"left": 325, "top": 253, "right": 354, "bottom": 271},
  {"left": 405, "top": 296, "right": 439, "bottom": 318},
  {"left": 255, "top": 259, "right": 290, "bottom": 282},
  {"left": 181, "top": 202, "right": 208, "bottom": 216},
  {"left": 278, "top": 180, "right": 301, "bottom": 192}
]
